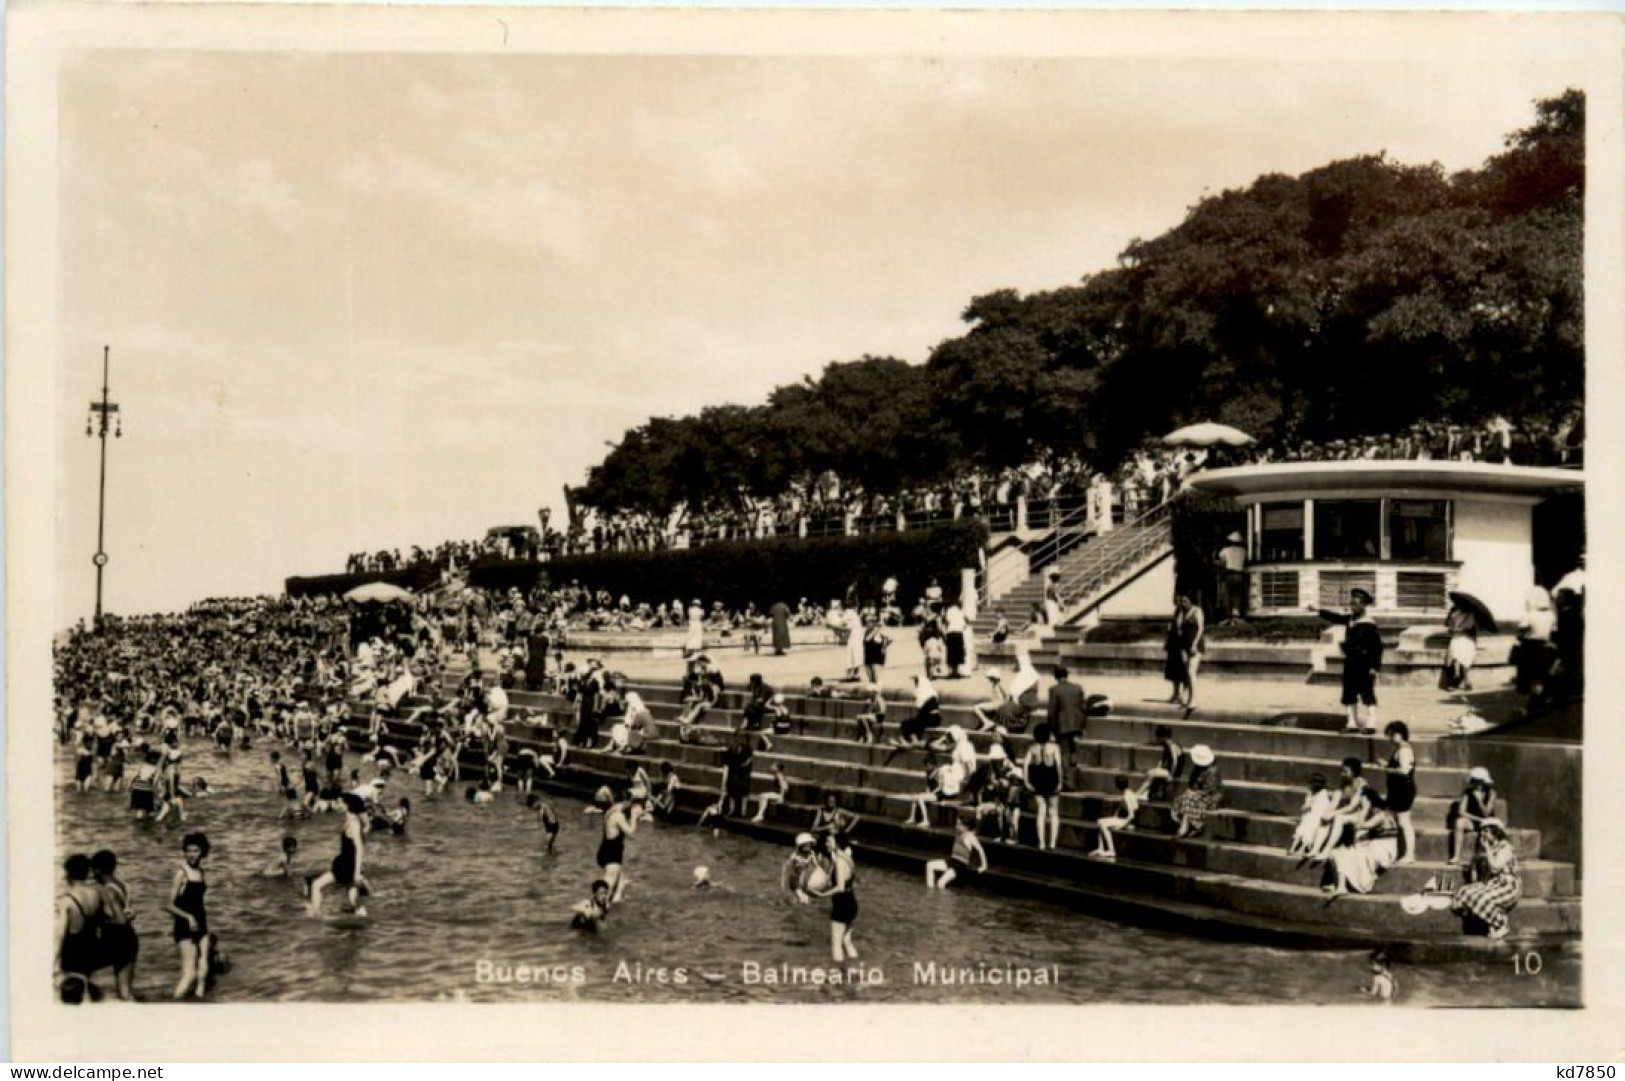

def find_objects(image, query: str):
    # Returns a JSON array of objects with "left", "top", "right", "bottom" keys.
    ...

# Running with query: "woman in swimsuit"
[
  {"left": 73, "top": 731, "right": 96, "bottom": 792},
  {"left": 811, "top": 832, "right": 859, "bottom": 962},
  {"left": 91, "top": 849, "right": 139, "bottom": 1001},
  {"left": 595, "top": 788, "right": 638, "bottom": 905},
  {"left": 306, "top": 794, "right": 370, "bottom": 917},
  {"left": 1384, "top": 721, "right": 1418, "bottom": 864},
  {"left": 164, "top": 832, "right": 212, "bottom": 1000},
  {"left": 926, "top": 815, "right": 989, "bottom": 889},
  {"left": 55, "top": 854, "right": 105, "bottom": 1003},
  {"left": 1023, "top": 724, "right": 1064, "bottom": 850}
]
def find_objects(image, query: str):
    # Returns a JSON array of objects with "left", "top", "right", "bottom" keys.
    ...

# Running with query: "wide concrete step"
[
  {"left": 539, "top": 753, "right": 1581, "bottom": 941},
  {"left": 422, "top": 679, "right": 1453, "bottom": 767},
  {"left": 542, "top": 745, "right": 1569, "bottom": 898},
  {"left": 358, "top": 715, "right": 1567, "bottom": 900}
]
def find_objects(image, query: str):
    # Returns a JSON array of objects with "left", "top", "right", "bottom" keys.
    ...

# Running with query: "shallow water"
[{"left": 55, "top": 742, "right": 1579, "bottom": 1006}]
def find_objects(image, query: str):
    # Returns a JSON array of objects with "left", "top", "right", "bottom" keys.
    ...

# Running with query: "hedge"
[
  {"left": 284, "top": 564, "right": 440, "bottom": 598},
  {"left": 466, "top": 520, "right": 990, "bottom": 610}
]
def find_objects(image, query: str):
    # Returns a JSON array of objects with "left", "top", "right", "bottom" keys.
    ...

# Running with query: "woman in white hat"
[
  {"left": 1172, "top": 744, "right": 1222, "bottom": 839},
  {"left": 780, "top": 833, "right": 828, "bottom": 903},
  {"left": 1447, "top": 766, "right": 1498, "bottom": 867}
]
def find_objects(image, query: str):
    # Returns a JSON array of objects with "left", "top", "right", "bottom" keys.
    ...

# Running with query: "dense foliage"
[
  {"left": 577, "top": 92, "right": 1582, "bottom": 516},
  {"left": 467, "top": 521, "right": 990, "bottom": 612}
]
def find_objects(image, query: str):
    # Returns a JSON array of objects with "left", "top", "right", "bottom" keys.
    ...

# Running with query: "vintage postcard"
[{"left": 7, "top": 1, "right": 1624, "bottom": 1062}]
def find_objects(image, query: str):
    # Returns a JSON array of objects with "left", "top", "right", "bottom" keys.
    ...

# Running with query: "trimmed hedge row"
[
  {"left": 467, "top": 521, "right": 989, "bottom": 610},
  {"left": 285, "top": 564, "right": 439, "bottom": 598}
]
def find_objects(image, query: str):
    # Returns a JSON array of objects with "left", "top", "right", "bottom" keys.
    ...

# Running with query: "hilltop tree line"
[{"left": 576, "top": 91, "right": 1583, "bottom": 518}]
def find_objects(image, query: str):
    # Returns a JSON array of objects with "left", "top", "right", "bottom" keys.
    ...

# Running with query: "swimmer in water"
[
  {"left": 810, "top": 831, "right": 859, "bottom": 963},
  {"left": 306, "top": 794, "right": 370, "bottom": 918},
  {"left": 129, "top": 749, "right": 162, "bottom": 821},
  {"left": 523, "top": 794, "right": 560, "bottom": 854},
  {"left": 570, "top": 879, "right": 612, "bottom": 932},
  {"left": 594, "top": 787, "right": 639, "bottom": 905},
  {"left": 262, "top": 836, "right": 298, "bottom": 877},
  {"left": 164, "top": 832, "right": 212, "bottom": 999},
  {"left": 925, "top": 815, "right": 989, "bottom": 889},
  {"left": 780, "top": 832, "right": 828, "bottom": 904}
]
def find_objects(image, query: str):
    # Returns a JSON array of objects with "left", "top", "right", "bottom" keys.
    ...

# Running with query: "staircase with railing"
[{"left": 974, "top": 499, "right": 1174, "bottom": 637}]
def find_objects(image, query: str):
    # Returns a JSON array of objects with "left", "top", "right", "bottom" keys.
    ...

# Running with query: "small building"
[{"left": 1186, "top": 460, "right": 1583, "bottom": 623}]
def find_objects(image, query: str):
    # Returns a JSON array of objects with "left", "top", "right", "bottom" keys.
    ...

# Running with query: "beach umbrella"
[
  {"left": 1447, "top": 591, "right": 1498, "bottom": 634},
  {"left": 1162, "top": 422, "right": 1256, "bottom": 448},
  {"left": 343, "top": 581, "right": 415, "bottom": 605}
]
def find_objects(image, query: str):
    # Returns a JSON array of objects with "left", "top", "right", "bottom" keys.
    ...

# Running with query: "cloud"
[{"left": 338, "top": 144, "right": 594, "bottom": 264}]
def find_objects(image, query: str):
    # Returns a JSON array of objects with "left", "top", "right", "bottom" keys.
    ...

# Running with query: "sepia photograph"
[{"left": 7, "top": 1, "right": 1624, "bottom": 1062}]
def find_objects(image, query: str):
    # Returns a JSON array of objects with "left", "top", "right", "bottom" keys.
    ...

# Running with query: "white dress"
[{"left": 845, "top": 612, "right": 865, "bottom": 673}]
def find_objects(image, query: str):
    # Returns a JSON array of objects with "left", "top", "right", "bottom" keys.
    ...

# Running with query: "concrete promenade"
[{"left": 553, "top": 634, "right": 1533, "bottom": 736}]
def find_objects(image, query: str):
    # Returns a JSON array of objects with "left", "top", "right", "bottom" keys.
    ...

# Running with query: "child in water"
[
  {"left": 524, "top": 794, "right": 560, "bottom": 853},
  {"left": 570, "top": 879, "right": 612, "bottom": 932},
  {"left": 263, "top": 836, "right": 298, "bottom": 877},
  {"left": 1362, "top": 950, "right": 1395, "bottom": 1001}
]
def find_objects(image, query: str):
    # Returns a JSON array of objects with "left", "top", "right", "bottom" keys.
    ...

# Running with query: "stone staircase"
[
  {"left": 348, "top": 656, "right": 1581, "bottom": 957},
  {"left": 973, "top": 504, "right": 1173, "bottom": 639}
]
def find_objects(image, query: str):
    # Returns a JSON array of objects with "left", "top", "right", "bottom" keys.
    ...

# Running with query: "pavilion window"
[
  {"left": 1312, "top": 499, "right": 1381, "bottom": 561},
  {"left": 1389, "top": 499, "right": 1450, "bottom": 562},
  {"left": 1258, "top": 503, "right": 1304, "bottom": 563}
]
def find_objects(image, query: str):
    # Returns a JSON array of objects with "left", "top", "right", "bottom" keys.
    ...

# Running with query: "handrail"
[
  {"left": 1052, "top": 497, "right": 1176, "bottom": 621},
  {"left": 1023, "top": 496, "right": 1096, "bottom": 579}
]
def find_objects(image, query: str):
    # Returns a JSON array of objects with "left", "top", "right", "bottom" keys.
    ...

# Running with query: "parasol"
[
  {"left": 343, "top": 581, "right": 415, "bottom": 605},
  {"left": 1162, "top": 422, "right": 1256, "bottom": 448},
  {"left": 1447, "top": 591, "right": 1498, "bottom": 634}
]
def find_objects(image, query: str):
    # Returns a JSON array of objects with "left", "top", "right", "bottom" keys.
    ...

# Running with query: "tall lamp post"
[{"left": 85, "top": 345, "right": 121, "bottom": 625}]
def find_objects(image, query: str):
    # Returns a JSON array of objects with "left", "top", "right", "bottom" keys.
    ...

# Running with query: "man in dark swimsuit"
[
  {"left": 1322, "top": 588, "right": 1383, "bottom": 733},
  {"left": 56, "top": 854, "right": 105, "bottom": 1003},
  {"left": 595, "top": 787, "right": 637, "bottom": 905}
]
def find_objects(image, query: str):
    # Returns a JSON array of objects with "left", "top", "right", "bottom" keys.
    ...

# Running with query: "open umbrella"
[
  {"left": 343, "top": 581, "right": 415, "bottom": 605},
  {"left": 1447, "top": 591, "right": 1498, "bottom": 634},
  {"left": 1162, "top": 422, "right": 1256, "bottom": 448}
]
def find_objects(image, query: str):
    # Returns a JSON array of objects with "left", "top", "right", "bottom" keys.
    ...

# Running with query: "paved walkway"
[{"left": 553, "top": 635, "right": 1531, "bottom": 736}]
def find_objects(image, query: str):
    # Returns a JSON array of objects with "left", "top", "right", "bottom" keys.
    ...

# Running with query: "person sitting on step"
[{"left": 1090, "top": 774, "right": 1139, "bottom": 861}]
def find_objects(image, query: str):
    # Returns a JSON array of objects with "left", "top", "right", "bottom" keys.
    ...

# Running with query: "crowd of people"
[
  {"left": 55, "top": 528, "right": 1561, "bottom": 999},
  {"left": 568, "top": 445, "right": 1203, "bottom": 556},
  {"left": 344, "top": 534, "right": 541, "bottom": 577},
  {"left": 1232, "top": 409, "right": 1584, "bottom": 469}
]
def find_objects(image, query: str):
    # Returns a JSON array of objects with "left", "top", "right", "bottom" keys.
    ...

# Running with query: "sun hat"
[
  {"left": 1468, "top": 766, "right": 1493, "bottom": 784},
  {"left": 1226, "top": 532, "right": 1244, "bottom": 543},
  {"left": 1190, "top": 744, "right": 1215, "bottom": 768},
  {"left": 795, "top": 832, "right": 816, "bottom": 847}
]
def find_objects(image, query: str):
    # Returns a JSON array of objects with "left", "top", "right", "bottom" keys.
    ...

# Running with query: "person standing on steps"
[
  {"left": 1043, "top": 571, "right": 1065, "bottom": 627},
  {"left": 1321, "top": 588, "right": 1383, "bottom": 733},
  {"left": 1163, "top": 593, "right": 1204, "bottom": 717},
  {"left": 1046, "top": 665, "right": 1087, "bottom": 780},
  {"left": 1022, "top": 724, "right": 1063, "bottom": 850},
  {"left": 943, "top": 601, "right": 968, "bottom": 679},
  {"left": 769, "top": 599, "right": 792, "bottom": 656}
]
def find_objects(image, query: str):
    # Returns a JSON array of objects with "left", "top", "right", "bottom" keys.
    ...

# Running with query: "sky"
[{"left": 52, "top": 44, "right": 1582, "bottom": 622}]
